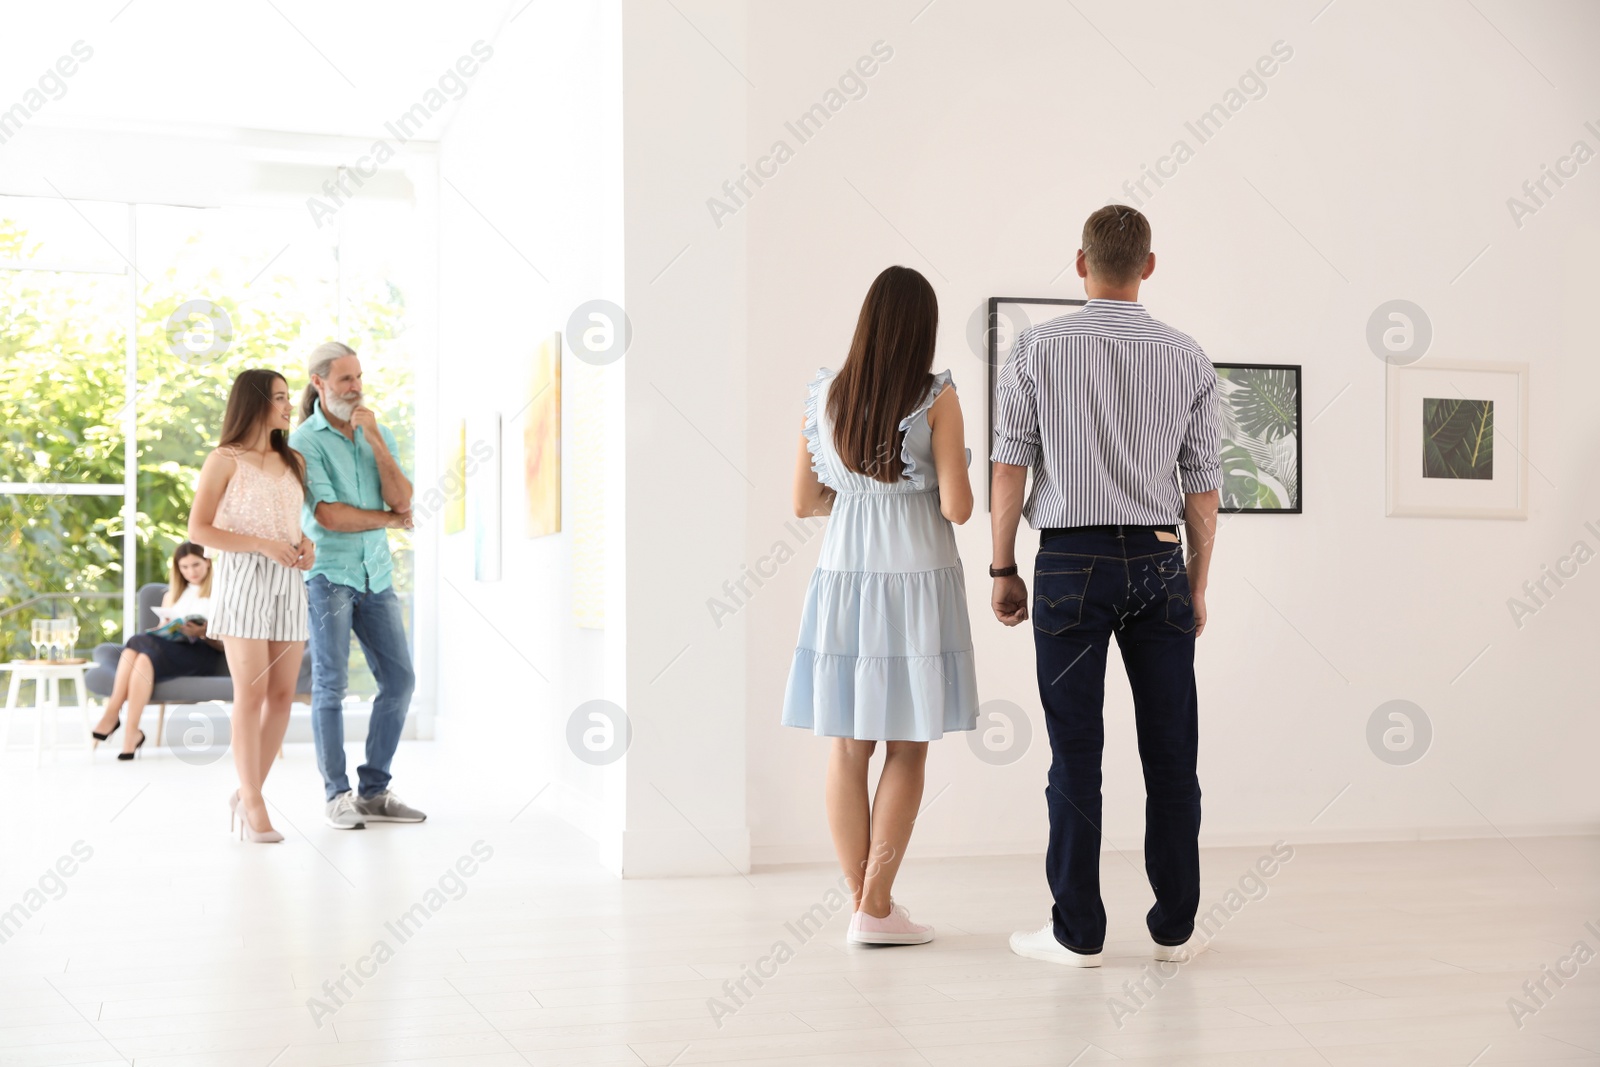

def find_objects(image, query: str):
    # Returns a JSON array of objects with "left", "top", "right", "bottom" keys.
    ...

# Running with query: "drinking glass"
[
  {"left": 30, "top": 619, "right": 47, "bottom": 661},
  {"left": 47, "top": 619, "right": 71, "bottom": 662}
]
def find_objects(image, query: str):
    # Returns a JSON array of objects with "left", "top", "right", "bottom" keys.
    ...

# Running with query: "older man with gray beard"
[{"left": 290, "top": 341, "right": 426, "bottom": 830}]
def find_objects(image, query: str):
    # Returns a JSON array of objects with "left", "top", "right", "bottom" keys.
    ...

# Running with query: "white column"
[{"left": 618, "top": 0, "right": 751, "bottom": 877}]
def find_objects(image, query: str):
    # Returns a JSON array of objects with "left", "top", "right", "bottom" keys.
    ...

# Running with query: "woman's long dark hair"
[
  {"left": 826, "top": 265, "right": 939, "bottom": 483},
  {"left": 219, "top": 369, "right": 307, "bottom": 492}
]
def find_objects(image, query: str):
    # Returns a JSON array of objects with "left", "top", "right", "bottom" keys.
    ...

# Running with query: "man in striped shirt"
[{"left": 989, "top": 205, "right": 1220, "bottom": 968}]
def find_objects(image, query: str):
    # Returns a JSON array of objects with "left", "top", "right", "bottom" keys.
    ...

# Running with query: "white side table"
[{"left": 0, "top": 661, "right": 95, "bottom": 766}]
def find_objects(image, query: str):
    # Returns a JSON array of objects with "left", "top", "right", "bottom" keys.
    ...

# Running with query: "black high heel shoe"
[
  {"left": 92, "top": 718, "right": 122, "bottom": 747},
  {"left": 117, "top": 729, "right": 146, "bottom": 761}
]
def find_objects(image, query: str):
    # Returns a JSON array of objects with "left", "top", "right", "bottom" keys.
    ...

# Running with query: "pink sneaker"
[{"left": 848, "top": 901, "right": 934, "bottom": 945}]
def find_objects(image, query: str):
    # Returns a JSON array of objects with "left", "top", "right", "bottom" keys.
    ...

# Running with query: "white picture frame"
[{"left": 1385, "top": 359, "right": 1529, "bottom": 519}]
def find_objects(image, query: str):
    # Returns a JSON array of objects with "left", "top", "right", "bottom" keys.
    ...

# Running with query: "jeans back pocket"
[
  {"left": 1034, "top": 558, "right": 1094, "bottom": 635},
  {"left": 1155, "top": 550, "right": 1194, "bottom": 633}
]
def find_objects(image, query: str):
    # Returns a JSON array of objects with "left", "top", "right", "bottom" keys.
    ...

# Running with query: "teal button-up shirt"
[{"left": 290, "top": 398, "right": 407, "bottom": 593}]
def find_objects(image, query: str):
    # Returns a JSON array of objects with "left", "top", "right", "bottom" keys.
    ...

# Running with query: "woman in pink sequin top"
[{"left": 189, "top": 369, "right": 315, "bottom": 843}]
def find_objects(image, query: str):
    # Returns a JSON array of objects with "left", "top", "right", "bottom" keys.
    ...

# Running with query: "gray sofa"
[{"left": 86, "top": 582, "right": 313, "bottom": 745}]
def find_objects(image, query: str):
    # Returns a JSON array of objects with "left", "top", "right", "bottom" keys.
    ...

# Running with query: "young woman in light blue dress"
[{"left": 784, "top": 265, "right": 980, "bottom": 946}]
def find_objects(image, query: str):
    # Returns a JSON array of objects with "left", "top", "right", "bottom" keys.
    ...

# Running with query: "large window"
[
  {"left": 0, "top": 198, "right": 133, "bottom": 658},
  {"left": 0, "top": 192, "right": 418, "bottom": 696}
]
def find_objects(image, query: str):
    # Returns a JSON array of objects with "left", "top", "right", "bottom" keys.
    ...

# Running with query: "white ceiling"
[{"left": 0, "top": 0, "right": 521, "bottom": 141}]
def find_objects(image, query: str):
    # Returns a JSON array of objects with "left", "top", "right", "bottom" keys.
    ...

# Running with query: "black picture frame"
[
  {"left": 981, "top": 298, "right": 1303, "bottom": 515},
  {"left": 1213, "top": 362, "right": 1302, "bottom": 514},
  {"left": 984, "top": 296, "right": 1085, "bottom": 510}
]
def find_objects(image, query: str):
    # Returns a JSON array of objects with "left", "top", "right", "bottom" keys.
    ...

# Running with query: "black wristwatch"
[{"left": 989, "top": 564, "right": 1018, "bottom": 578}]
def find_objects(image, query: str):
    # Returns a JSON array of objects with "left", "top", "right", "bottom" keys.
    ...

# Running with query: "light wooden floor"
[{"left": 1, "top": 741, "right": 1596, "bottom": 1066}]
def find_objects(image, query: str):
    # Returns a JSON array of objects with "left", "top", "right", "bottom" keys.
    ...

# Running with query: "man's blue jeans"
[
  {"left": 1031, "top": 525, "right": 1202, "bottom": 954},
  {"left": 307, "top": 574, "right": 414, "bottom": 802}
]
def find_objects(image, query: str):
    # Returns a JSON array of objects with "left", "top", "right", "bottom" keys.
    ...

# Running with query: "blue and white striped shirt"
[{"left": 992, "top": 298, "right": 1221, "bottom": 528}]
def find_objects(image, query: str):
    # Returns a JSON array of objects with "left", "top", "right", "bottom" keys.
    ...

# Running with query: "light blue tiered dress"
[{"left": 782, "top": 366, "right": 980, "bottom": 741}]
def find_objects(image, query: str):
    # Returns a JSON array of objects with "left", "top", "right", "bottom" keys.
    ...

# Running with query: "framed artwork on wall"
[
  {"left": 1386, "top": 359, "right": 1529, "bottom": 519},
  {"left": 1215, "top": 363, "right": 1302, "bottom": 514},
  {"left": 443, "top": 419, "right": 467, "bottom": 535},
  {"left": 524, "top": 331, "right": 562, "bottom": 538},
  {"left": 984, "top": 296, "right": 1085, "bottom": 509}
]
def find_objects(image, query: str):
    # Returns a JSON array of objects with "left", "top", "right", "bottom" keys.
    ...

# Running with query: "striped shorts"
[{"left": 209, "top": 551, "right": 310, "bottom": 642}]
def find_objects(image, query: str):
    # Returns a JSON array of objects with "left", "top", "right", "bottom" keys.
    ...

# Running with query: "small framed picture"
[
  {"left": 984, "top": 296, "right": 1085, "bottom": 509},
  {"left": 1215, "top": 363, "right": 1302, "bottom": 514},
  {"left": 1386, "top": 359, "right": 1529, "bottom": 519}
]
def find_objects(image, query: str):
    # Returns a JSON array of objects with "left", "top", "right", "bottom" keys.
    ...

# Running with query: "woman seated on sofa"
[{"left": 90, "top": 542, "right": 226, "bottom": 759}]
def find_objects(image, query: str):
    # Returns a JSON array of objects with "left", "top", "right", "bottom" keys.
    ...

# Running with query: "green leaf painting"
[
  {"left": 1215, "top": 365, "right": 1300, "bottom": 512},
  {"left": 1422, "top": 397, "right": 1493, "bottom": 480}
]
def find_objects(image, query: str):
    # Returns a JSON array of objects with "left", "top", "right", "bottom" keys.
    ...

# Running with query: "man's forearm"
[
  {"left": 990, "top": 463, "right": 1028, "bottom": 567},
  {"left": 314, "top": 501, "right": 397, "bottom": 532},
  {"left": 1183, "top": 489, "right": 1219, "bottom": 591},
  {"left": 370, "top": 442, "right": 412, "bottom": 512}
]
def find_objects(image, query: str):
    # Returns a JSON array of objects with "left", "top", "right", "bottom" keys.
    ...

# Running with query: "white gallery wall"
[
  {"left": 435, "top": 0, "right": 755, "bottom": 878},
  {"left": 615, "top": 1, "right": 753, "bottom": 876},
  {"left": 436, "top": 1, "right": 629, "bottom": 863},
  {"left": 731, "top": 0, "right": 1600, "bottom": 863},
  {"left": 427, "top": 0, "right": 1600, "bottom": 875}
]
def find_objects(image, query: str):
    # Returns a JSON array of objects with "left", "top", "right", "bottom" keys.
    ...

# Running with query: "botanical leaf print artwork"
[
  {"left": 1422, "top": 398, "right": 1493, "bottom": 480},
  {"left": 1216, "top": 365, "right": 1300, "bottom": 511}
]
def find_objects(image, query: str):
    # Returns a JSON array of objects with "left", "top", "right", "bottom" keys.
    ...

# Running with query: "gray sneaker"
[
  {"left": 353, "top": 789, "right": 427, "bottom": 823},
  {"left": 324, "top": 790, "right": 366, "bottom": 830}
]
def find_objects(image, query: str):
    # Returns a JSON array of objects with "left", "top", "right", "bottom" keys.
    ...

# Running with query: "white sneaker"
[
  {"left": 1154, "top": 936, "right": 1209, "bottom": 963},
  {"left": 1009, "top": 922, "right": 1102, "bottom": 967},
  {"left": 324, "top": 790, "right": 366, "bottom": 830}
]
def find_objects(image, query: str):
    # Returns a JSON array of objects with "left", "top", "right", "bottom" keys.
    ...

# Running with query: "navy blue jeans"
[
  {"left": 307, "top": 574, "right": 415, "bottom": 802},
  {"left": 1031, "top": 524, "right": 1201, "bottom": 953}
]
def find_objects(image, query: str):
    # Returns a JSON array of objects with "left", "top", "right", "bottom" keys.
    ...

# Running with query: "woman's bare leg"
[
  {"left": 826, "top": 738, "right": 876, "bottom": 912},
  {"left": 223, "top": 637, "right": 275, "bottom": 834},
  {"left": 257, "top": 641, "right": 302, "bottom": 784},
  {"left": 93, "top": 649, "right": 139, "bottom": 734},
  {"left": 859, "top": 740, "right": 928, "bottom": 918},
  {"left": 120, "top": 654, "right": 156, "bottom": 753}
]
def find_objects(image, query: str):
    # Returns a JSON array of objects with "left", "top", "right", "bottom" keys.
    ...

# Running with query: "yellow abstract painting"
[
  {"left": 444, "top": 420, "right": 466, "bottom": 535},
  {"left": 524, "top": 332, "right": 561, "bottom": 537}
]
